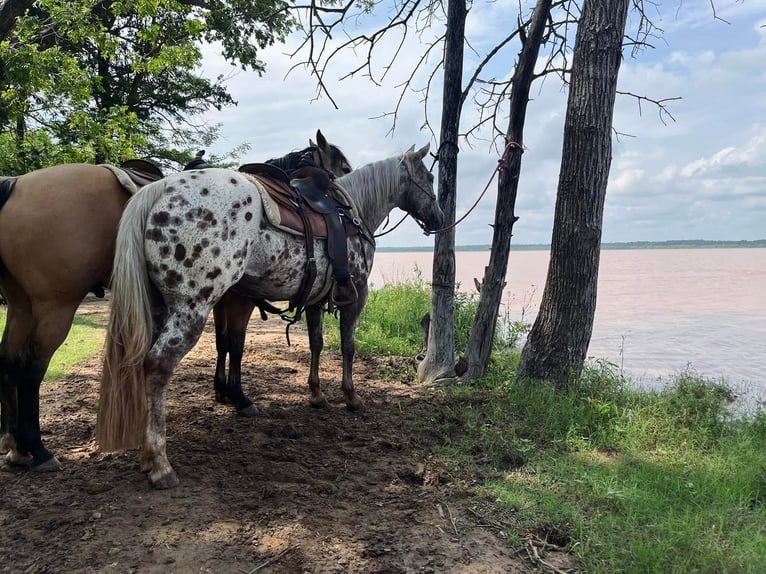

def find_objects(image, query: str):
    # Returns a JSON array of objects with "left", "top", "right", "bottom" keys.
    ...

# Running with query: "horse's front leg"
[
  {"left": 305, "top": 305, "right": 328, "bottom": 408},
  {"left": 338, "top": 285, "right": 368, "bottom": 411}
]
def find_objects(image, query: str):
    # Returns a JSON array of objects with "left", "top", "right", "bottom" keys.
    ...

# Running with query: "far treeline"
[{"left": 378, "top": 239, "right": 766, "bottom": 253}]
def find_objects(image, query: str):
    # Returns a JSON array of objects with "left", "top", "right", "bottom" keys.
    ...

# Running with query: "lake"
[{"left": 369, "top": 248, "right": 766, "bottom": 413}]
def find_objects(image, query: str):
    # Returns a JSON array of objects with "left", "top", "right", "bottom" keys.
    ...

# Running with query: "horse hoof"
[
  {"left": 32, "top": 456, "right": 63, "bottom": 472},
  {"left": 150, "top": 470, "right": 179, "bottom": 489},
  {"left": 0, "top": 433, "right": 15, "bottom": 454},
  {"left": 237, "top": 404, "right": 259, "bottom": 418},
  {"left": 310, "top": 396, "right": 329, "bottom": 409},
  {"left": 345, "top": 400, "right": 365, "bottom": 412},
  {"left": 6, "top": 450, "right": 33, "bottom": 467}
]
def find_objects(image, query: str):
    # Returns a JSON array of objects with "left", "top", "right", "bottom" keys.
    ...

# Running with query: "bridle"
[
  {"left": 377, "top": 140, "right": 524, "bottom": 238},
  {"left": 374, "top": 153, "right": 436, "bottom": 239}
]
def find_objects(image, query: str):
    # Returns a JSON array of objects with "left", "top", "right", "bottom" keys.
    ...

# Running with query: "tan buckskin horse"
[{"left": 0, "top": 131, "right": 349, "bottom": 471}]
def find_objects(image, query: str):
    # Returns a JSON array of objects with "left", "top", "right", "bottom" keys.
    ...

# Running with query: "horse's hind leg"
[
  {"left": 0, "top": 301, "right": 74, "bottom": 470},
  {"left": 141, "top": 309, "right": 208, "bottom": 489},
  {"left": 17, "top": 302, "right": 78, "bottom": 470},
  {"left": 213, "top": 292, "right": 258, "bottom": 416},
  {"left": 0, "top": 368, "right": 18, "bottom": 455},
  {"left": 306, "top": 305, "right": 328, "bottom": 408},
  {"left": 212, "top": 300, "right": 229, "bottom": 404}
]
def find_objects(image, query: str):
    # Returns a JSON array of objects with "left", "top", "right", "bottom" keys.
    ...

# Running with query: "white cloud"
[{"left": 198, "top": 2, "right": 766, "bottom": 246}]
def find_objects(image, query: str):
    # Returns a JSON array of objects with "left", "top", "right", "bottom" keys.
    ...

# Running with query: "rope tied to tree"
[{"left": 420, "top": 139, "right": 524, "bottom": 236}]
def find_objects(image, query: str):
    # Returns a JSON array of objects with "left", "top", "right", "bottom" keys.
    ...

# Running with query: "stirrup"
[{"left": 331, "top": 281, "right": 358, "bottom": 307}]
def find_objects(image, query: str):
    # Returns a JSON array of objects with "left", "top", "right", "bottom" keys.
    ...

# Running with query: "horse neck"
[{"left": 338, "top": 157, "right": 401, "bottom": 231}]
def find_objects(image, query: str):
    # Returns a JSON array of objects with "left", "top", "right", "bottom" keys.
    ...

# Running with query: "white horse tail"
[{"left": 97, "top": 180, "right": 166, "bottom": 452}]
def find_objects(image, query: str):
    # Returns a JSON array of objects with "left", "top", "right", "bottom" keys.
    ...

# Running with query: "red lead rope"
[{"left": 422, "top": 140, "right": 524, "bottom": 236}]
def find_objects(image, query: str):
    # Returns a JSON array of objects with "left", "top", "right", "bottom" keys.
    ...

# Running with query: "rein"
[
  {"left": 415, "top": 140, "right": 524, "bottom": 236},
  {"left": 374, "top": 213, "right": 409, "bottom": 238}
]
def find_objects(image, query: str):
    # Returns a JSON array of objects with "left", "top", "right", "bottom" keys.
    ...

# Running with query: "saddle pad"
[{"left": 99, "top": 165, "right": 140, "bottom": 195}]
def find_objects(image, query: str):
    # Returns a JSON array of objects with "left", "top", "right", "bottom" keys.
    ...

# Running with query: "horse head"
[
  {"left": 399, "top": 143, "right": 443, "bottom": 233},
  {"left": 311, "top": 129, "right": 352, "bottom": 178}
]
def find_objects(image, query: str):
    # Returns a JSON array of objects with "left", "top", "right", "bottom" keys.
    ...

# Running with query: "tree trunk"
[
  {"left": 461, "top": 0, "right": 553, "bottom": 381},
  {"left": 417, "top": 0, "right": 466, "bottom": 383},
  {"left": 517, "top": 0, "right": 630, "bottom": 388},
  {"left": 0, "top": 0, "right": 34, "bottom": 42}
]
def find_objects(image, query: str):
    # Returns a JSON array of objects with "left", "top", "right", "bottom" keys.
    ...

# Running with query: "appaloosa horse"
[
  {"left": 97, "top": 144, "right": 442, "bottom": 488},
  {"left": 0, "top": 131, "right": 347, "bottom": 471},
  {"left": 212, "top": 132, "right": 352, "bottom": 416}
]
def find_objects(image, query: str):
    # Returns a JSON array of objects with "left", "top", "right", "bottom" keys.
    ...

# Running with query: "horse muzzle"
[{"left": 423, "top": 209, "right": 445, "bottom": 233}]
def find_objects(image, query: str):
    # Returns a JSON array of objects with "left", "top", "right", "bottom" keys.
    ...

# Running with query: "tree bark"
[
  {"left": 516, "top": 0, "right": 630, "bottom": 388},
  {"left": 461, "top": 0, "right": 552, "bottom": 381},
  {"left": 417, "top": 0, "right": 466, "bottom": 383},
  {"left": 0, "top": 0, "right": 34, "bottom": 42}
]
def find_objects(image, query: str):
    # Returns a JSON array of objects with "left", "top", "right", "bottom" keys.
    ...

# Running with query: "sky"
[{"left": 199, "top": 0, "right": 766, "bottom": 248}]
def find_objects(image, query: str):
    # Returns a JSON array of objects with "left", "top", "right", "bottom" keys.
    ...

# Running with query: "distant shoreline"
[{"left": 378, "top": 239, "right": 766, "bottom": 253}]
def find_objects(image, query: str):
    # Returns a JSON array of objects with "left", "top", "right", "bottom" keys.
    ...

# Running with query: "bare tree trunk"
[
  {"left": 417, "top": 0, "right": 466, "bottom": 383},
  {"left": 461, "top": 0, "right": 553, "bottom": 381},
  {"left": 517, "top": 0, "right": 630, "bottom": 388}
]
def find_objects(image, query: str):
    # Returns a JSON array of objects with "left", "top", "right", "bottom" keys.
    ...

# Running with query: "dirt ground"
[{"left": 1, "top": 298, "right": 570, "bottom": 573}]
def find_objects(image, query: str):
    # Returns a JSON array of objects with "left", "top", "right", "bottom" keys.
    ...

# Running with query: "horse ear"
[
  {"left": 316, "top": 129, "right": 329, "bottom": 150},
  {"left": 310, "top": 138, "right": 317, "bottom": 147},
  {"left": 406, "top": 144, "right": 415, "bottom": 153},
  {"left": 415, "top": 143, "right": 430, "bottom": 159}
]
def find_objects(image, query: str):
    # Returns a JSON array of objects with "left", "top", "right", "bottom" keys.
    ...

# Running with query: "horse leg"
[
  {"left": 0, "top": 289, "right": 25, "bottom": 460},
  {"left": 305, "top": 305, "right": 329, "bottom": 408},
  {"left": 0, "top": 300, "right": 64, "bottom": 471},
  {"left": 140, "top": 310, "right": 208, "bottom": 489},
  {"left": 0, "top": 363, "right": 18, "bottom": 456},
  {"left": 212, "top": 300, "right": 229, "bottom": 404},
  {"left": 13, "top": 303, "right": 78, "bottom": 470},
  {"left": 213, "top": 292, "right": 258, "bottom": 416},
  {"left": 338, "top": 286, "right": 368, "bottom": 411}
]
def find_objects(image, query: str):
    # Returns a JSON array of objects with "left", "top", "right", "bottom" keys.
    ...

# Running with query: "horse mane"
[
  {"left": 265, "top": 148, "right": 315, "bottom": 172},
  {"left": 334, "top": 154, "right": 403, "bottom": 230}
]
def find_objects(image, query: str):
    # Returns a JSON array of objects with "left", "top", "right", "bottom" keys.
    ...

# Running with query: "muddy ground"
[{"left": 1, "top": 298, "right": 570, "bottom": 573}]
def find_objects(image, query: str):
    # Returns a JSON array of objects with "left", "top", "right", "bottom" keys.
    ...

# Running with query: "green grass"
[
  {"left": 0, "top": 311, "right": 106, "bottom": 381},
  {"left": 323, "top": 271, "right": 519, "bottom": 357},
  {"left": 444, "top": 365, "right": 766, "bottom": 572}
]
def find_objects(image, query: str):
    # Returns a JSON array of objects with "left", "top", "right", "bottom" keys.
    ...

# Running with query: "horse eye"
[{"left": 343, "top": 166, "right": 352, "bottom": 174}]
